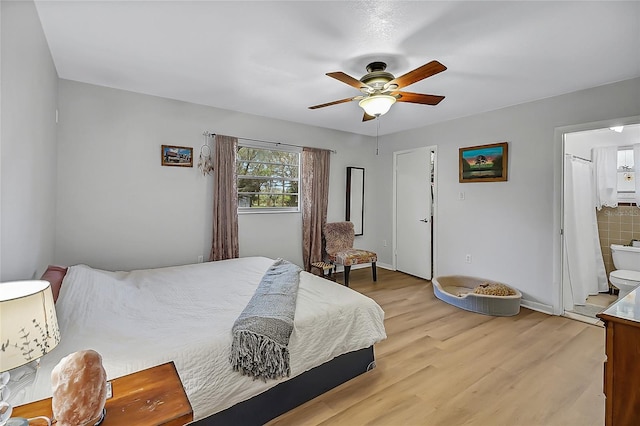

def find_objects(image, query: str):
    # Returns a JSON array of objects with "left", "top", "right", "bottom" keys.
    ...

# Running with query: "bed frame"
[{"left": 193, "top": 346, "right": 375, "bottom": 425}]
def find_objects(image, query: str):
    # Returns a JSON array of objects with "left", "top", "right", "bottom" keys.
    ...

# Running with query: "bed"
[{"left": 17, "top": 256, "right": 387, "bottom": 423}]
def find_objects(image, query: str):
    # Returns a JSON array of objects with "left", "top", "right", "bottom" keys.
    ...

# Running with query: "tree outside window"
[{"left": 237, "top": 145, "right": 300, "bottom": 212}]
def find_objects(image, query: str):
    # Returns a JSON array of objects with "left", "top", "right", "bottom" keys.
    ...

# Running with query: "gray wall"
[
  {"left": 54, "top": 80, "right": 378, "bottom": 271},
  {"left": 1, "top": 0, "right": 59, "bottom": 281},
  {"left": 3, "top": 0, "right": 639, "bottom": 317},
  {"left": 375, "top": 78, "right": 640, "bottom": 312}
]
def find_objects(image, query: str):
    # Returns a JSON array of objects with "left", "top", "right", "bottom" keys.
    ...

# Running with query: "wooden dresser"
[
  {"left": 597, "top": 287, "right": 640, "bottom": 426},
  {"left": 13, "top": 361, "right": 192, "bottom": 426}
]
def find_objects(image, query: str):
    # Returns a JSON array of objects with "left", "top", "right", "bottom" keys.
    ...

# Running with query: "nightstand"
[{"left": 12, "top": 361, "right": 193, "bottom": 426}]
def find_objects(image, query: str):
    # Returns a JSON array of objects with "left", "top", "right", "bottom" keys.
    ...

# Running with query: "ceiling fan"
[{"left": 309, "top": 60, "right": 447, "bottom": 121}]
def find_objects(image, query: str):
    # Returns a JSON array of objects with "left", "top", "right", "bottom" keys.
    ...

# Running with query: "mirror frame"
[{"left": 346, "top": 167, "right": 365, "bottom": 236}]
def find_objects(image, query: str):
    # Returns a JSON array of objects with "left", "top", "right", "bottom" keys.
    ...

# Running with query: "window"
[
  {"left": 617, "top": 147, "right": 635, "bottom": 200},
  {"left": 237, "top": 143, "right": 300, "bottom": 212}
]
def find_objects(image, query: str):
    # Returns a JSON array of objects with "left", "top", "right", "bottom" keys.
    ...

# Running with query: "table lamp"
[{"left": 0, "top": 280, "right": 60, "bottom": 426}]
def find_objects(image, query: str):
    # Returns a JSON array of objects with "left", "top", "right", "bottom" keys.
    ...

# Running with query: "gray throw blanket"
[{"left": 230, "top": 258, "right": 302, "bottom": 381}]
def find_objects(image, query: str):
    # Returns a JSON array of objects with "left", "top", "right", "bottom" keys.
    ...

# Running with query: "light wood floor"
[
  {"left": 268, "top": 268, "right": 606, "bottom": 426},
  {"left": 587, "top": 293, "right": 617, "bottom": 308}
]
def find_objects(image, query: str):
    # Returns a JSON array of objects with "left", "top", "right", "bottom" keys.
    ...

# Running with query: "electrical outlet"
[
  {"left": 465, "top": 254, "right": 472, "bottom": 263},
  {"left": 197, "top": 255, "right": 204, "bottom": 263}
]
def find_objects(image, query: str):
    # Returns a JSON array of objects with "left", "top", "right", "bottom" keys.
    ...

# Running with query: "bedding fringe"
[{"left": 230, "top": 330, "right": 290, "bottom": 380}]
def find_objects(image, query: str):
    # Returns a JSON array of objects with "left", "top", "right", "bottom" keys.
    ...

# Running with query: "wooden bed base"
[{"left": 193, "top": 346, "right": 375, "bottom": 425}]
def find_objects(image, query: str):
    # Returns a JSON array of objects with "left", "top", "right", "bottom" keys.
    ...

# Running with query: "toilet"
[{"left": 609, "top": 244, "right": 640, "bottom": 299}]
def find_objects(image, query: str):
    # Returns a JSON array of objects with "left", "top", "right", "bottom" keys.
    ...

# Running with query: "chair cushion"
[
  {"left": 329, "top": 249, "right": 377, "bottom": 266},
  {"left": 324, "top": 222, "right": 355, "bottom": 255}
]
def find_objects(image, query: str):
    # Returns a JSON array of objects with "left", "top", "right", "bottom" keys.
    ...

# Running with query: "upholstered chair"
[{"left": 324, "top": 221, "right": 377, "bottom": 287}]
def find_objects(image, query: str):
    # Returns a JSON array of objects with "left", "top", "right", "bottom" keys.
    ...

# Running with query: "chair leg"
[
  {"left": 344, "top": 265, "right": 351, "bottom": 287},
  {"left": 372, "top": 262, "right": 377, "bottom": 282}
]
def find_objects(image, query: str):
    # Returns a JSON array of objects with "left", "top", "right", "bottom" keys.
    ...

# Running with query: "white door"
[{"left": 394, "top": 147, "right": 433, "bottom": 279}]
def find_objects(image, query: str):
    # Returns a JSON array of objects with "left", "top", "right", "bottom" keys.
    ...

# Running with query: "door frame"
[
  {"left": 553, "top": 115, "right": 640, "bottom": 316},
  {"left": 392, "top": 145, "right": 438, "bottom": 277}
]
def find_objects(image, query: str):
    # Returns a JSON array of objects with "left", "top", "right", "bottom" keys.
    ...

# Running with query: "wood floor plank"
[{"left": 267, "top": 268, "right": 605, "bottom": 426}]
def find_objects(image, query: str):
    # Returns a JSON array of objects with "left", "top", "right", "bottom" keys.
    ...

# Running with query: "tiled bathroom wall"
[{"left": 597, "top": 205, "right": 640, "bottom": 277}]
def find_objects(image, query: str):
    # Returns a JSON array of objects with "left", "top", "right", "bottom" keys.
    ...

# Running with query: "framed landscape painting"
[
  {"left": 161, "top": 145, "right": 193, "bottom": 167},
  {"left": 459, "top": 142, "right": 508, "bottom": 183}
]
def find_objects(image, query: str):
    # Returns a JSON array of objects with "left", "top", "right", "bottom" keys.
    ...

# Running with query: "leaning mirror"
[{"left": 346, "top": 167, "right": 365, "bottom": 236}]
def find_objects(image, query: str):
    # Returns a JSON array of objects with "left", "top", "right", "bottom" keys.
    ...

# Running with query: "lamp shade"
[
  {"left": 358, "top": 94, "right": 397, "bottom": 117},
  {"left": 0, "top": 280, "right": 60, "bottom": 372}
]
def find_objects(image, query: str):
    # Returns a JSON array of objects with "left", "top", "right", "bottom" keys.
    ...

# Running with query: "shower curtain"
[
  {"left": 564, "top": 156, "right": 608, "bottom": 307},
  {"left": 593, "top": 145, "right": 618, "bottom": 210}
]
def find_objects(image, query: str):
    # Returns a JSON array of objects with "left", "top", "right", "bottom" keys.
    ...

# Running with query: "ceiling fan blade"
[
  {"left": 392, "top": 91, "right": 445, "bottom": 105},
  {"left": 362, "top": 112, "right": 376, "bottom": 122},
  {"left": 386, "top": 60, "right": 447, "bottom": 89},
  {"left": 308, "top": 97, "right": 358, "bottom": 109},
  {"left": 327, "top": 72, "right": 371, "bottom": 91}
]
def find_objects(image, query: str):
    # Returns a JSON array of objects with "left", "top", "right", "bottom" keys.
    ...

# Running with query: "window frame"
[
  {"left": 236, "top": 141, "right": 302, "bottom": 214},
  {"left": 617, "top": 146, "right": 635, "bottom": 201}
]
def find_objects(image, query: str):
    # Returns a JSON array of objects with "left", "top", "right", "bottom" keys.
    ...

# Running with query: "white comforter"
[{"left": 24, "top": 257, "right": 386, "bottom": 420}]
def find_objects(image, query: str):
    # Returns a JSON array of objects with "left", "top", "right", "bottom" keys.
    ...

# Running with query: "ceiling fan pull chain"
[{"left": 376, "top": 117, "right": 380, "bottom": 156}]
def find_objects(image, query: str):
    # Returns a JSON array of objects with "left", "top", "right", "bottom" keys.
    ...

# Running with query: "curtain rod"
[
  {"left": 565, "top": 153, "right": 592, "bottom": 162},
  {"left": 204, "top": 132, "right": 336, "bottom": 154}
]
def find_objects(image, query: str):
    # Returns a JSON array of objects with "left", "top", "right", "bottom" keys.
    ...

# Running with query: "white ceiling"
[
  {"left": 34, "top": 1, "right": 640, "bottom": 136},
  {"left": 566, "top": 123, "right": 640, "bottom": 150}
]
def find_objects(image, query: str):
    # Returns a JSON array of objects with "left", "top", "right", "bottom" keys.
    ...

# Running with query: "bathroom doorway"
[{"left": 560, "top": 121, "right": 640, "bottom": 322}]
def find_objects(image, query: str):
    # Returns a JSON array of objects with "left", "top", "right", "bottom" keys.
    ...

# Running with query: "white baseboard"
[
  {"left": 376, "top": 262, "right": 393, "bottom": 270},
  {"left": 562, "top": 311, "right": 604, "bottom": 327},
  {"left": 335, "top": 262, "right": 393, "bottom": 272},
  {"left": 520, "top": 299, "right": 555, "bottom": 315}
]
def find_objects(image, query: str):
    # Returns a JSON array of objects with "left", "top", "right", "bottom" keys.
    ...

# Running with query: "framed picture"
[
  {"left": 459, "top": 142, "right": 508, "bottom": 183},
  {"left": 161, "top": 145, "right": 193, "bottom": 167}
]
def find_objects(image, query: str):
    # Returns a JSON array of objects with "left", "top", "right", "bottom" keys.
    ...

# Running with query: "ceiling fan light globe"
[{"left": 359, "top": 95, "right": 396, "bottom": 117}]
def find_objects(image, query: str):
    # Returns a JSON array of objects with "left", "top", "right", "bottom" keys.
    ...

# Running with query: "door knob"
[{"left": 419, "top": 218, "right": 429, "bottom": 223}]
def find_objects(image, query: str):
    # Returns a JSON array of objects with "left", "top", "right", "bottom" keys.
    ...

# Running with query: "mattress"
[{"left": 19, "top": 257, "right": 386, "bottom": 420}]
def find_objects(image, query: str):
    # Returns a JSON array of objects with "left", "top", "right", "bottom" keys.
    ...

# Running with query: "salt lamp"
[{"left": 51, "top": 350, "right": 107, "bottom": 426}]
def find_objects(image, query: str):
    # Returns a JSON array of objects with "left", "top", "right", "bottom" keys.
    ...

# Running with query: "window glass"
[
  {"left": 237, "top": 145, "right": 300, "bottom": 212},
  {"left": 617, "top": 149, "right": 634, "bottom": 171},
  {"left": 617, "top": 148, "right": 635, "bottom": 194}
]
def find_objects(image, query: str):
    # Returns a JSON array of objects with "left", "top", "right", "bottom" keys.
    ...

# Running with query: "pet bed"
[{"left": 432, "top": 275, "right": 521, "bottom": 316}]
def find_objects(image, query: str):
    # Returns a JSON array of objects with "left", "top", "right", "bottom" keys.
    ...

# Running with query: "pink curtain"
[
  {"left": 301, "top": 147, "right": 331, "bottom": 272},
  {"left": 209, "top": 134, "right": 239, "bottom": 261}
]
